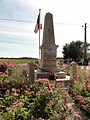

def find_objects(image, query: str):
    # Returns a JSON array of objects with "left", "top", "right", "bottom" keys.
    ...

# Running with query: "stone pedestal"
[
  {"left": 40, "top": 12, "right": 60, "bottom": 73},
  {"left": 36, "top": 12, "right": 60, "bottom": 79},
  {"left": 40, "top": 44, "right": 59, "bottom": 72},
  {"left": 70, "top": 61, "right": 77, "bottom": 80},
  {"left": 27, "top": 62, "right": 34, "bottom": 82},
  {"left": 35, "top": 70, "right": 49, "bottom": 79},
  {"left": 56, "top": 71, "right": 66, "bottom": 79}
]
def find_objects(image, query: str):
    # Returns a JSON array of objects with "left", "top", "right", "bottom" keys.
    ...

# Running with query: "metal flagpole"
[
  {"left": 84, "top": 23, "right": 87, "bottom": 65},
  {"left": 39, "top": 9, "right": 41, "bottom": 65}
]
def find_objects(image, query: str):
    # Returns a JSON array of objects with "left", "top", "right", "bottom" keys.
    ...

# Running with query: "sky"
[{"left": 0, "top": 0, "right": 90, "bottom": 58}]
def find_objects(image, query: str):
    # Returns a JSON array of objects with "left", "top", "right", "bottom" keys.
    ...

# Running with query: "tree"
[{"left": 62, "top": 40, "right": 84, "bottom": 64}]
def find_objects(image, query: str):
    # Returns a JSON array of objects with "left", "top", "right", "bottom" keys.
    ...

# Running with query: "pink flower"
[
  {"left": 6, "top": 107, "right": 10, "bottom": 111},
  {"left": 23, "top": 84, "right": 28, "bottom": 88},
  {"left": 36, "top": 92, "right": 40, "bottom": 96},
  {"left": 66, "top": 105, "right": 69, "bottom": 110},
  {"left": 3, "top": 74, "right": 8, "bottom": 78},
  {"left": 49, "top": 100, "right": 54, "bottom": 105},
  {"left": 66, "top": 95, "right": 70, "bottom": 99},
  {"left": 75, "top": 113, "right": 83, "bottom": 120},
  {"left": 5, "top": 94, "right": 10, "bottom": 97},
  {"left": 77, "top": 96, "right": 82, "bottom": 101},
  {"left": 17, "top": 88, "right": 21, "bottom": 93},
  {"left": 87, "top": 86, "right": 90, "bottom": 91},
  {"left": 65, "top": 119, "right": 68, "bottom": 120},
  {"left": 18, "top": 102, "right": 24, "bottom": 108},
  {"left": 12, "top": 102, "right": 17, "bottom": 105},
  {"left": 59, "top": 83, "right": 64, "bottom": 87},
  {"left": 0, "top": 72, "right": 3, "bottom": 75},
  {"left": 13, "top": 93, "right": 18, "bottom": 97},
  {"left": 51, "top": 85, "right": 54, "bottom": 89},
  {"left": 12, "top": 88, "right": 16, "bottom": 92},
  {"left": 77, "top": 75, "right": 80, "bottom": 80},
  {"left": 38, "top": 117, "right": 44, "bottom": 120},
  {"left": 3, "top": 80, "right": 7, "bottom": 84},
  {"left": 77, "top": 96, "right": 86, "bottom": 105},
  {"left": 30, "top": 91, "right": 34, "bottom": 95}
]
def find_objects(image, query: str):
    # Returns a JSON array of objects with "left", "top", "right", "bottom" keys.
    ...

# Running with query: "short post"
[
  {"left": 88, "top": 60, "right": 90, "bottom": 71},
  {"left": 27, "top": 62, "right": 34, "bottom": 82},
  {"left": 70, "top": 61, "right": 77, "bottom": 80}
]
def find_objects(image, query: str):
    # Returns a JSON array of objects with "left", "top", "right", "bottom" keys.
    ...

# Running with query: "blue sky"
[{"left": 0, "top": 0, "right": 90, "bottom": 58}]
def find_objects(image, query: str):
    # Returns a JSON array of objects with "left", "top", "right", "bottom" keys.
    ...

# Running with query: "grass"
[{"left": 0, "top": 58, "right": 38, "bottom": 64}]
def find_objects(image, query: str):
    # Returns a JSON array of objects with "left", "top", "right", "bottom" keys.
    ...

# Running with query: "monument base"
[
  {"left": 35, "top": 69, "right": 69, "bottom": 80},
  {"left": 56, "top": 75, "right": 70, "bottom": 82},
  {"left": 35, "top": 70, "right": 50, "bottom": 79},
  {"left": 56, "top": 71, "right": 66, "bottom": 79},
  {"left": 39, "top": 67, "right": 60, "bottom": 73}
]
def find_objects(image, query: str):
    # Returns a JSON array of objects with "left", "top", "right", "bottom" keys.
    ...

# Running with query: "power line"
[
  {"left": 54, "top": 22, "right": 82, "bottom": 26},
  {"left": 0, "top": 17, "right": 35, "bottom": 23},
  {"left": 0, "top": 17, "right": 87, "bottom": 26}
]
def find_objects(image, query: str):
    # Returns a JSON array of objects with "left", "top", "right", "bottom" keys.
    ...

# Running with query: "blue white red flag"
[{"left": 34, "top": 13, "right": 42, "bottom": 33}]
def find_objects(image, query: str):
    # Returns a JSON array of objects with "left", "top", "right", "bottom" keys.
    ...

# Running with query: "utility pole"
[{"left": 83, "top": 23, "right": 87, "bottom": 65}]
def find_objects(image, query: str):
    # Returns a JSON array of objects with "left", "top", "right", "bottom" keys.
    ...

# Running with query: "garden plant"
[{"left": 0, "top": 61, "right": 90, "bottom": 120}]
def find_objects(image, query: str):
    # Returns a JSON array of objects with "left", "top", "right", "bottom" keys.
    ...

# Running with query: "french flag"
[{"left": 34, "top": 13, "right": 42, "bottom": 33}]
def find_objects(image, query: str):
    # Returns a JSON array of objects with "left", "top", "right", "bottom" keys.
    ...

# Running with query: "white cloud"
[
  {"left": 0, "top": 30, "right": 33, "bottom": 38},
  {"left": 0, "top": 42, "right": 18, "bottom": 48},
  {"left": 0, "top": 0, "right": 90, "bottom": 58}
]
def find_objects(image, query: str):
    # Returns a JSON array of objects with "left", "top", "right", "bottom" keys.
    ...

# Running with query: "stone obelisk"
[{"left": 40, "top": 12, "right": 59, "bottom": 72}]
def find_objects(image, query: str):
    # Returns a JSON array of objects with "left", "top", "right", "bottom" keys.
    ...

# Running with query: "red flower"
[
  {"left": 63, "top": 100, "right": 67, "bottom": 104},
  {"left": 55, "top": 82, "right": 59, "bottom": 85},
  {"left": 47, "top": 82, "right": 50, "bottom": 87},
  {"left": 17, "top": 88, "right": 21, "bottom": 93},
  {"left": 17, "top": 99, "right": 22, "bottom": 103},
  {"left": 52, "top": 85, "right": 54, "bottom": 89},
  {"left": 48, "top": 87, "right": 53, "bottom": 94}
]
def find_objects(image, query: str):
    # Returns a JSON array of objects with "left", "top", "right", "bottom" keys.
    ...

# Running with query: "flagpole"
[{"left": 39, "top": 9, "right": 41, "bottom": 64}]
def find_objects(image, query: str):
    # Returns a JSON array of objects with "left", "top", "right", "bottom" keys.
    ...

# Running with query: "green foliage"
[
  {"left": 72, "top": 69, "right": 90, "bottom": 115},
  {"left": 81, "top": 88, "right": 90, "bottom": 97},
  {"left": 0, "top": 62, "right": 90, "bottom": 119},
  {"left": 0, "top": 65, "right": 76, "bottom": 120},
  {"left": 62, "top": 40, "right": 84, "bottom": 64}
]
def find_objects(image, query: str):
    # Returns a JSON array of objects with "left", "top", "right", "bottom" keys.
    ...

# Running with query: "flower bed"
[
  {"left": 0, "top": 79, "right": 75, "bottom": 119},
  {"left": 0, "top": 62, "right": 90, "bottom": 120},
  {"left": 72, "top": 68, "right": 90, "bottom": 118}
]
